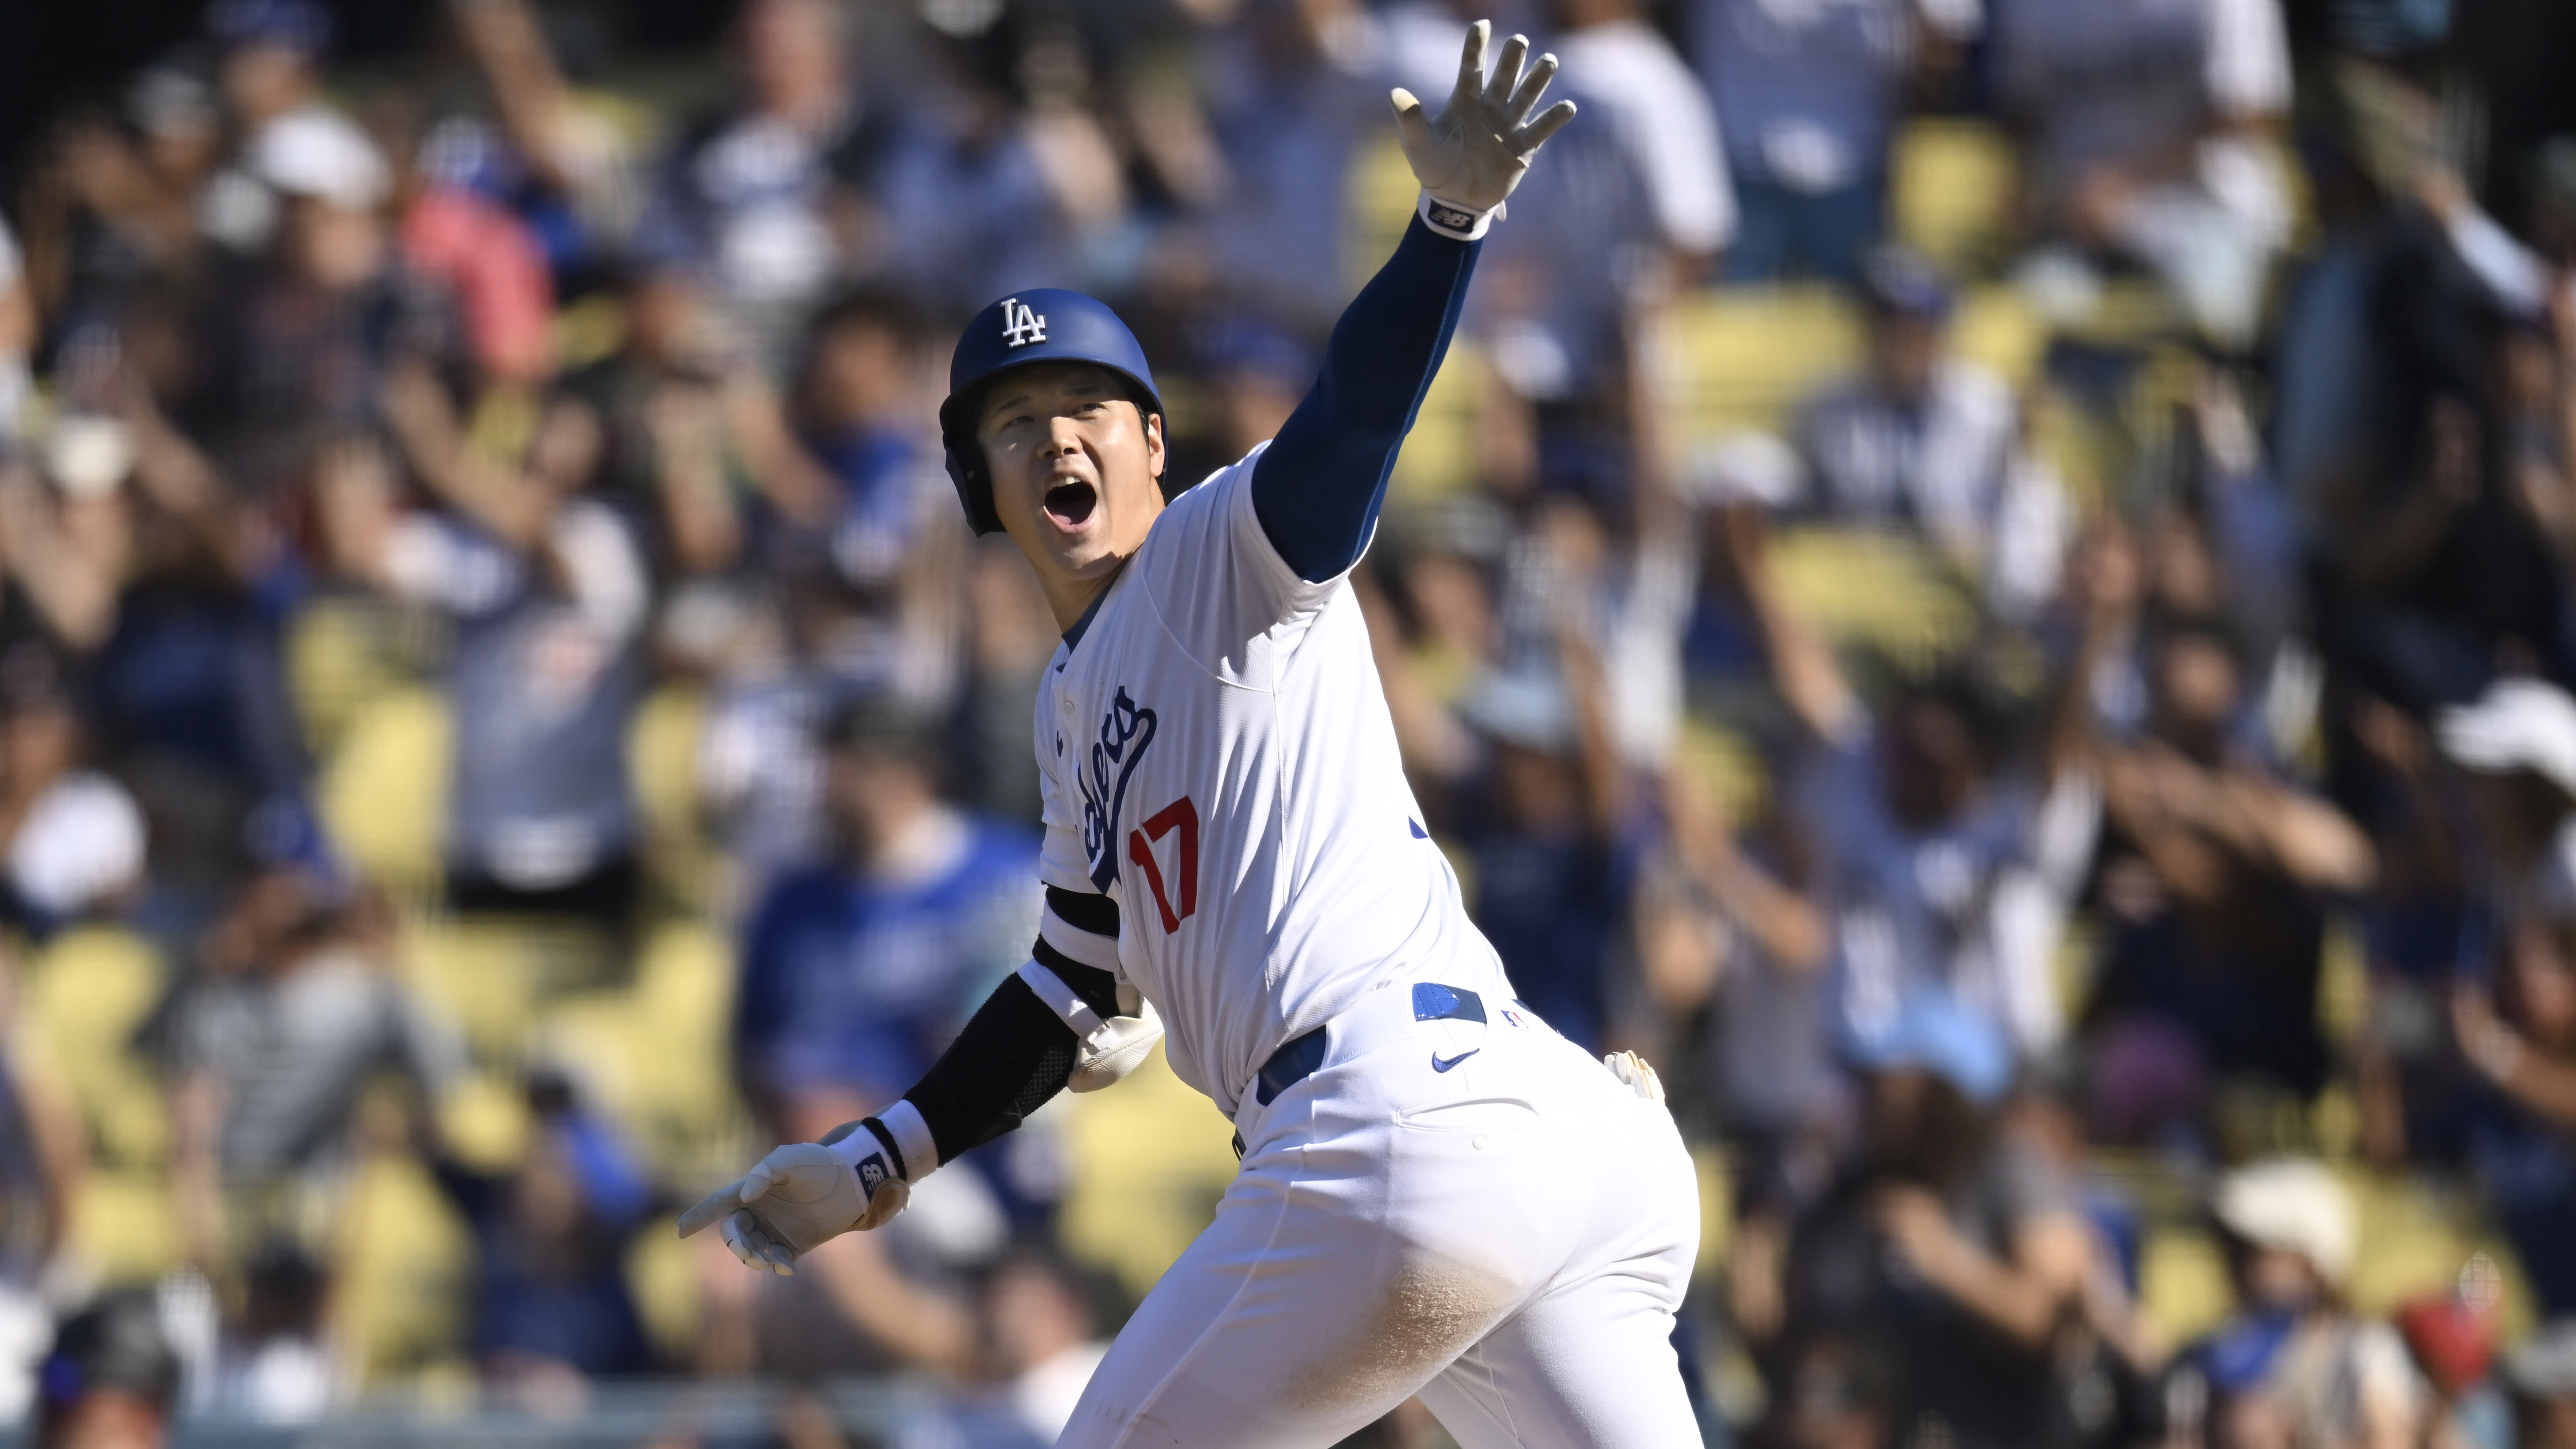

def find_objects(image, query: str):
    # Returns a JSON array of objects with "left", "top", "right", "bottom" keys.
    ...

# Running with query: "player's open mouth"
[{"left": 1043, "top": 480, "right": 1097, "bottom": 528}]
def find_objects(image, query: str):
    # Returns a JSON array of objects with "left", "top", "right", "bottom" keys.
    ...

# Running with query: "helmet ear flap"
[
  {"left": 942, "top": 441, "right": 1005, "bottom": 536},
  {"left": 939, "top": 393, "right": 1006, "bottom": 537}
]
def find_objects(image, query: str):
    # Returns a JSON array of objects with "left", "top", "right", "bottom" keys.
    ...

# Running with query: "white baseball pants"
[{"left": 1056, "top": 981, "right": 1703, "bottom": 1448}]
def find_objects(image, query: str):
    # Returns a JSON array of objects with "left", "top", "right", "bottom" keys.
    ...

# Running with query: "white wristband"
[
  {"left": 828, "top": 1100, "right": 940, "bottom": 1181},
  {"left": 1418, "top": 191, "right": 1497, "bottom": 242},
  {"left": 876, "top": 1099, "right": 939, "bottom": 1178}
]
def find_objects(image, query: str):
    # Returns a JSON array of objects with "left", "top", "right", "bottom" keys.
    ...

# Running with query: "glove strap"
[{"left": 1417, "top": 191, "right": 1497, "bottom": 242}]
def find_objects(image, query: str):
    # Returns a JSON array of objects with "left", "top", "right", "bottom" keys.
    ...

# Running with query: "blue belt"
[{"left": 1234, "top": 983, "right": 1489, "bottom": 1157}]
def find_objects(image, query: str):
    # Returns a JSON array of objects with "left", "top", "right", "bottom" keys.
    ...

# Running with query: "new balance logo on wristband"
[
  {"left": 1426, "top": 201, "right": 1481, "bottom": 234},
  {"left": 854, "top": 1153, "right": 891, "bottom": 1195}
]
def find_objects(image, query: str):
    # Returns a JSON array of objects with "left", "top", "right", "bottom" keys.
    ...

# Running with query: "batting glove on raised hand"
[
  {"left": 677, "top": 1122, "right": 912, "bottom": 1274},
  {"left": 1391, "top": 19, "right": 1578, "bottom": 240}
]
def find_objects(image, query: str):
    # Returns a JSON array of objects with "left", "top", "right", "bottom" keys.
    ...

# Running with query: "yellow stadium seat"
[
  {"left": 2047, "top": 277, "right": 2187, "bottom": 347},
  {"left": 319, "top": 686, "right": 451, "bottom": 896},
  {"left": 1950, "top": 287, "right": 2048, "bottom": 390},
  {"left": 626, "top": 1214, "right": 702, "bottom": 1363},
  {"left": 16, "top": 929, "right": 179, "bottom": 1284},
  {"left": 402, "top": 918, "right": 546, "bottom": 1064},
  {"left": 434, "top": 1071, "right": 535, "bottom": 1173},
  {"left": 1670, "top": 287, "right": 1864, "bottom": 442},
  {"left": 331, "top": 1149, "right": 473, "bottom": 1385},
  {"left": 541, "top": 921, "right": 743, "bottom": 1180},
  {"left": 629, "top": 685, "right": 705, "bottom": 850},
  {"left": 67, "top": 1169, "right": 182, "bottom": 1286},
  {"left": 1674, "top": 718, "right": 1769, "bottom": 831},
  {"left": 1767, "top": 528, "right": 1980, "bottom": 671},
  {"left": 629, "top": 685, "right": 725, "bottom": 911},
  {"left": 2138, "top": 1226, "right": 2234, "bottom": 1345},
  {"left": 1386, "top": 343, "right": 1488, "bottom": 506},
  {"left": 1347, "top": 136, "right": 1424, "bottom": 292},
  {"left": 287, "top": 598, "right": 414, "bottom": 761},
  {"left": 18, "top": 927, "right": 169, "bottom": 1169},
  {"left": 1891, "top": 119, "right": 2020, "bottom": 274},
  {"left": 1670, "top": 282, "right": 2049, "bottom": 454},
  {"left": 1058, "top": 1044, "right": 1240, "bottom": 1302},
  {"left": 1695, "top": 1144, "right": 1732, "bottom": 1278}
]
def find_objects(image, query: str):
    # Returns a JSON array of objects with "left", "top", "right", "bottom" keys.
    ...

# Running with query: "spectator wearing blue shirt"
[
  {"left": 733, "top": 693, "right": 1037, "bottom": 1148},
  {"left": 430, "top": 1071, "right": 658, "bottom": 1386},
  {"left": 787, "top": 288, "right": 942, "bottom": 592},
  {"left": 1427, "top": 658, "right": 1633, "bottom": 1055},
  {"left": 2450, "top": 905, "right": 2576, "bottom": 1317}
]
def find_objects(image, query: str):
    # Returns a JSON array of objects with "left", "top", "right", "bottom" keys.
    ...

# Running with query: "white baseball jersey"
[{"left": 1030, "top": 445, "right": 1505, "bottom": 1118}]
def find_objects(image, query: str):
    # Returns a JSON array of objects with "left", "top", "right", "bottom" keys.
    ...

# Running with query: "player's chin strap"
[{"left": 1018, "top": 961, "right": 1164, "bottom": 1091}]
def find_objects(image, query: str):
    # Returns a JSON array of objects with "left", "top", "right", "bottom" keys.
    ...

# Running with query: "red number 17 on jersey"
[{"left": 1126, "top": 796, "right": 1199, "bottom": 933}]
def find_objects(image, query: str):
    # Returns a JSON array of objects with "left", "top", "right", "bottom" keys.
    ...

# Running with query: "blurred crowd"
[{"left": 1, "top": 0, "right": 2576, "bottom": 1445}]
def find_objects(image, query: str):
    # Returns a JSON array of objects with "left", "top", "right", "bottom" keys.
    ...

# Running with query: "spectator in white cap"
[
  {"left": 0, "top": 648, "right": 145, "bottom": 938},
  {"left": 197, "top": 0, "right": 354, "bottom": 253},
  {"left": 2213, "top": 1156, "right": 2358, "bottom": 1298},
  {"left": 2439, "top": 677, "right": 2576, "bottom": 923},
  {"left": 2180, "top": 1157, "right": 2427, "bottom": 1449},
  {"left": 177, "top": 101, "right": 461, "bottom": 499},
  {"left": 248, "top": 108, "right": 397, "bottom": 298}
]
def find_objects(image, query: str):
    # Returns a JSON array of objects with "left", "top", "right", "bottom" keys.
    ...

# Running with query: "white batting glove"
[
  {"left": 676, "top": 1124, "right": 912, "bottom": 1274},
  {"left": 1390, "top": 19, "right": 1578, "bottom": 240},
  {"left": 1071, "top": 986, "right": 1162, "bottom": 1092},
  {"left": 1603, "top": 1050, "right": 1666, "bottom": 1104},
  {"left": 1020, "top": 966, "right": 1163, "bottom": 1093}
]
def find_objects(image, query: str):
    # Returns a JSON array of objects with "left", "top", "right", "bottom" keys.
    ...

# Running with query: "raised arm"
[
  {"left": 1251, "top": 218, "right": 1476, "bottom": 582},
  {"left": 1250, "top": 20, "right": 1575, "bottom": 583}
]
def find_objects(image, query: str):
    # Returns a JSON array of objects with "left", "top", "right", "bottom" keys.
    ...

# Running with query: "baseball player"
[{"left": 680, "top": 22, "right": 1701, "bottom": 1446}]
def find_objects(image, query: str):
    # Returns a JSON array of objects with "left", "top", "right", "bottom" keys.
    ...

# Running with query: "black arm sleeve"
[{"left": 899, "top": 954, "right": 1122, "bottom": 1165}]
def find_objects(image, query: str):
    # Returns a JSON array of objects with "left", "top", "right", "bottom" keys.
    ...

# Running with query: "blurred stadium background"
[{"left": 2, "top": 0, "right": 2576, "bottom": 1445}]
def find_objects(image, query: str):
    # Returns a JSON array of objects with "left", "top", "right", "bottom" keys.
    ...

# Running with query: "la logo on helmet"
[{"left": 1000, "top": 298, "right": 1048, "bottom": 348}]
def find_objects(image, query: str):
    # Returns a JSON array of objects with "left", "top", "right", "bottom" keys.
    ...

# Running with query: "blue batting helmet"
[{"left": 939, "top": 289, "right": 1162, "bottom": 536}]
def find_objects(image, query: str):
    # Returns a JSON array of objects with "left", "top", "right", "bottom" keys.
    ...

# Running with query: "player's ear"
[{"left": 1143, "top": 409, "right": 1166, "bottom": 482}]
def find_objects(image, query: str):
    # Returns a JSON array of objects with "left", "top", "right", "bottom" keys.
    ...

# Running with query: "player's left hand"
[
  {"left": 677, "top": 1134, "right": 908, "bottom": 1275},
  {"left": 1391, "top": 19, "right": 1577, "bottom": 227}
]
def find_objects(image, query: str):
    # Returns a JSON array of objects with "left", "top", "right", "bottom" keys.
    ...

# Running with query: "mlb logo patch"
[{"left": 1502, "top": 1008, "right": 1527, "bottom": 1029}]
